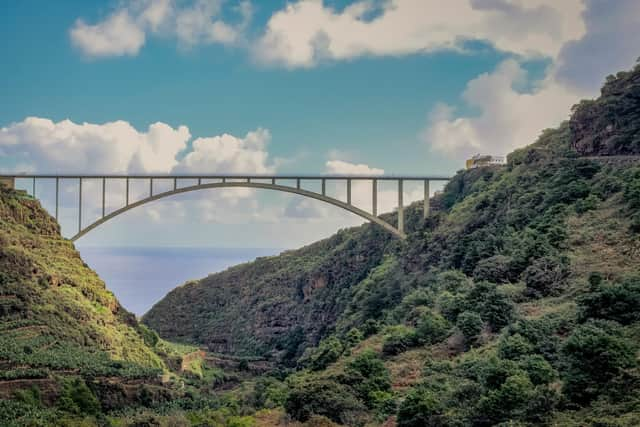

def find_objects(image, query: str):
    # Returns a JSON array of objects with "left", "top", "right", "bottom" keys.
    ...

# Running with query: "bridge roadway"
[{"left": 0, "top": 174, "right": 451, "bottom": 241}]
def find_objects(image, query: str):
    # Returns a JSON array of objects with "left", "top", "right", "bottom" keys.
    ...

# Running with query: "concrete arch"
[{"left": 71, "top": 181, "right": 405, "bottom": 241}]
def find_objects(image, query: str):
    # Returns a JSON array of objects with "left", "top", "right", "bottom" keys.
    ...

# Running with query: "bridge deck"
[
  {"left": 2, "top": 174, "right": 451, "bottom": 181},
  {"left": 1, "top": 174, "right": 451, "bottom": 241}
]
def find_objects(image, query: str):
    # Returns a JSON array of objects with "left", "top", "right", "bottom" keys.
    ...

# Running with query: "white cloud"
[
  {"left": 70, "top": 0, "right": 252, "bottom": 58},
  {"left": 253, "top": 0, "right": 585, "bottom": 68},
  {"left": 0, "top": 117, "right": 191, "bottom": 173},
  {"left": 423, "top": 59, "right": 585, "bottom": 157},
  {"left": 0, "top": 117, "right": 281, "bottom": 234},
  {"left": 174, "top": 128, "right": 273, "bottom": 174},
  {"left": 421, "top": 0, "right": 640, "bottom": 159},
  {"left": 325, "top": 159, "right": 383, "bottom": 175},
  {"left": 0, "top": 117, "right": 274, "bottom": 176},
  {"left": 70, "top": 10, "right": 146, "bottom": 57},
  {"left": 554, "top": 0, "right": 640, "bottom": 92}
]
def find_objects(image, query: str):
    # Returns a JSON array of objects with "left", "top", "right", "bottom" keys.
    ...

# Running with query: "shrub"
[
  {"left": 252, "top": 377, "right": 288, "bottom": 409},
  {"left": 413, "top": 311, "right": 450, "bottom": 345},
  {"left": 506, "top": 318, "right": 560, "bottom": 362},
  {"left": 623, "top": 178, "right": 640, "bottom": 209},
  {"left": 57, "top": 378, "right": 101, "bottom": 416},
  {"left": 498, "top": 334, "right": 534, "bottom": 360},
  {"left": 578, "top": 275, "right": 640, "bottom": 325},
  {"left": 136, "top": 324, "right": 159, "bottom": 348},
  {"left": 345, "top": 328, "right": 363, "bottom": 348},
  {"left": 472, "top": 255, "right": 517, "bottom": 284},
  {"left": 344, "top": 350, "right": 391, "bottom": 407},
  {"left": 13, "top": 386, "right": 42, "bottom": 407},
  {"left": 368, "top": 390, "right": 397, "bottom": 418},
  {"left": 306, "top": 337, "right": 344, "bottom": 371},
  {"left": 574, "top": 194, "right": 599, "bottom": 214},
  {"left": 436, "top": 270, "right": 471, "bottom": 293},
  {"left": 361, "top": 319, "right": 380, "bottom": 337},
  {"left": 476, "top": 373, "right": 535, "bottom": 424},
  {"left": 382, "top": 326, "right": 415, "bottom": 356},
  {"left": 519, "top": 355, "right": 556, "bottom": 385},
  {"left": 466, "top": 282, "right": 515, "bottom": 332},
  {"left": 436, "top": 291, "right": 465, "bottom": 322},
  {"left": 284, "top": 376, "right": 365, "bottom": 424},
  {"left": 562, "top": 320, "right": 637, "bottom": 404},
  {"left": 523, "top": 256, "right": 569, "bottom": 297},
  {"left": 456, "top": 311, "right": 483, "bottom": 345},
  {"left": 397, "top": 386, "right": 446, "bottom": 427}
]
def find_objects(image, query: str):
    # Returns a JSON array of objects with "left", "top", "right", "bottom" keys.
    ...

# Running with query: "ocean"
[{"left": 77, "top": 246, "right": 282, "bottom": 316}]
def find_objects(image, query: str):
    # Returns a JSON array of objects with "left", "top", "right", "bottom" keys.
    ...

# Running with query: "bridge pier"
[
  {"left": 424, "top": 179, "right": 430, "bottom": 219},
  {"left": 56, "top": 178, "right": 59, "bottom": 220},
  {"left": 398, "top": 179, "right": 404, "bottom": 233},
  {"left": 372, "top": 179, "right": 377, "bottom": 216}
]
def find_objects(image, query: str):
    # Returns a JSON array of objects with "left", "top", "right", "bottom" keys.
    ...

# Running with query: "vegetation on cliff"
[
  {"left": 0, "top": 188, "right": 272, "bottom": 426},
  {"left": 145, "top": 62, "right": 640, "bottom": 426}
]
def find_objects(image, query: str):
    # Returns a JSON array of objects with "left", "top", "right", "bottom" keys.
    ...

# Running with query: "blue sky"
[{"left": 1, "top": 0, "right": 639, "bottom": 248}]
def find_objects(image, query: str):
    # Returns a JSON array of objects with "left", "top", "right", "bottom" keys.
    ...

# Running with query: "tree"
[
  {"left": 456, "top": 311, "right": 483, "bottom": 345},
  {"left": 473, "top": 255, "right": 517, "bottom": 284},
  {"left": 285, "top": 376, "right": 365, "bottom": 424},
  {"left": 578, "top": 275, "right": 640, "bottom": 325},
  {"left": 519, "top": 355, "right": 555, "bottom": 385},
  {"left": 343, "top": 350, "right": 391, "bottom": 407},
  {"left": 523, "top": 256, "right": 569, "bottom": 297},
  {"left": 498, "top": 333, "right": 534, "bottom": 360},
  {"left": 413, "top": 311, "right": 450, "bottom": 345},
  {"left": 306, "top": 337, "right": 344, "bottom": 371},
  {"left": 397, "top": 386, "right": 447, "bottom": 427},
  {"left": 382, "top": 326, "right": 415, "bottom": 356},
  {"left": 562, "top": 320, "right": 637, "bottom": 404},
  {"left": 466, "top": 282, "right": 515, "bottom": 331}
]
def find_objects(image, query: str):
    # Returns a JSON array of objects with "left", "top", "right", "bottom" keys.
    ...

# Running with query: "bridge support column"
[
  {"left": 347, "top": 179, "right": 351, "bottom": 205},
  {"left": 398, "top": 179, "right": 404, "bottom": 234},
  {"left": 372, "top": 179, "right": 377, "bottom": 216},
  {"left": 423, "top": 179, "right": 430, "bottom": 219},
  {"left": 102, "top": 178, "right": 105, "bottom": 217},
  {"left": 55, "top": 177, "right": 59, "bottom": 220},
  {"left": 78, "top": 178, "right": 82, "bottom": 234}
]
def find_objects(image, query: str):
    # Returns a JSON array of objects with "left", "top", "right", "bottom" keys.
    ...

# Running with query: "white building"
[{"left": 466, "top": 154, "right": 506, "bottom": 169}]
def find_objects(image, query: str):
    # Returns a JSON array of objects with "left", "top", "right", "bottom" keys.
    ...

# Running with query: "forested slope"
[
  {"left": 145, "top": 63, "right": 640, "bottom": 426},
  {"left": 0, "top": 187, "right": 254, "bottom": 426}
]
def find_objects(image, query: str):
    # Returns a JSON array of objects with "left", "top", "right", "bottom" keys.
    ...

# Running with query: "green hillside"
[
  {"left": 144, "top": 63, "right": 640, "bottom": 426},
  {"left": 0, "top": 188, "right": 261, "bottom": 426}
]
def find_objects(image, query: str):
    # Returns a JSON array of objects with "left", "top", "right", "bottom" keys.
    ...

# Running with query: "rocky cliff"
[{"left": 570, "top": 62, "right": 640, "bottom": 155}]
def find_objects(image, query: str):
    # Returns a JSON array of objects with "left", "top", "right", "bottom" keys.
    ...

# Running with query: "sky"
[{"left": 1, "top": 0, "right": 639, "bottom": 248}]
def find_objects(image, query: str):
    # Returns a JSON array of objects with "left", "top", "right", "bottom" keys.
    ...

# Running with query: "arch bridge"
[{"left": 0, "top": 174, "right": 450, "bottom": 241}]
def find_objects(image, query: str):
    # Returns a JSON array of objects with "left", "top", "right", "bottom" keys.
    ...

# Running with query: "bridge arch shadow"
[{"left": 72, "top": 181, "right": 405, "bottom": 241}]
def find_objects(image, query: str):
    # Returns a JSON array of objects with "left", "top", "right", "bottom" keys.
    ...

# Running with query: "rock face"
[{"left": 570, "top": 64, "right": 640, "bottom": 156}]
